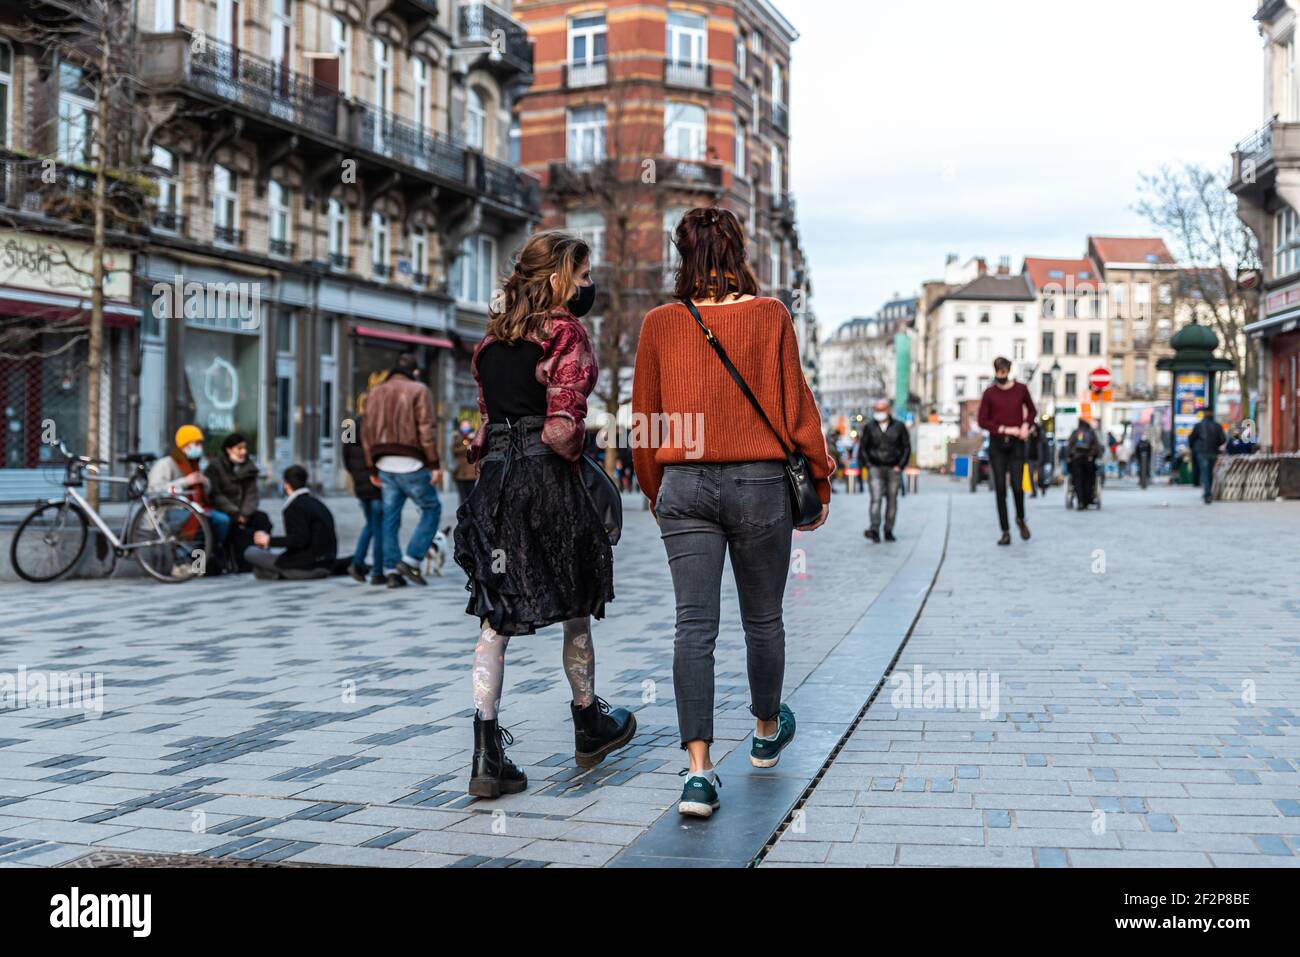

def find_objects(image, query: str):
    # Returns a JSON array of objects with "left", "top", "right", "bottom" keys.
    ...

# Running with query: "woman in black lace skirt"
[{"left": 454, "top": 231, "right": 636, "bottom": 798}]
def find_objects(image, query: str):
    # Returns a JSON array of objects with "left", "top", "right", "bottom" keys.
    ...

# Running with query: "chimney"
[
  {"left": 997, "top": 256, "right": 1010, "bottom": 276},
  {"left": 945, "top": 253, "right": 958, "bottom": 266},
  {"left": 975, "top": 258, "right": 988, "bottom": 276}
]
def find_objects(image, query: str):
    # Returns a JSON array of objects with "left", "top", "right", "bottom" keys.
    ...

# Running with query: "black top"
[
  {"left": 270, "top": 493, "right": 338, "bottom": 570},
  {"left": 478, "top": 340, "right": 547, "bottom": 422},
  {"left": 342, "top": 416, "right": 380, "bottom": 502}
]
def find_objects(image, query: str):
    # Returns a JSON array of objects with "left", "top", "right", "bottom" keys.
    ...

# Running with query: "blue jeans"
[
  {"left": 380, "top": 469, "right": 442, "bottom": 574},
  {"left": 1197, "top": 453, "right": 1217, "bottom": 502},
  {"left": 352, "top": 498, "right": 384, "bottom": 570},
  {"left": 207, "top": 509, "right": 231, "bottom": 547}
]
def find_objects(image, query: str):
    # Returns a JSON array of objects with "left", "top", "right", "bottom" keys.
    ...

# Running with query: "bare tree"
[
  {"left": 1135, "top": 163, "right": 1260, "bottom": 399},
  {"left": 2, "top": 0, "right": 151, "bottom": 506}
]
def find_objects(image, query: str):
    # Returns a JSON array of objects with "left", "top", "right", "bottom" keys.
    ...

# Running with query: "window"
[
  {"left": 979, "top": 310, "right": 990, "bottom": 324},
  {"left": 1041, "top": 371, "right": 1052, "bottom": 394},
  {"left": 0, "top": 41, "right": 10, "bottom": 148},
  {"left": 410, "top": 227, "right": 428, "bottom": 284},
  {"left": 268, "top": 180, "right": 291, "bottom": 255},
  {"left": 770, "top": 142, "right": 783, "bottom": 196},
  {"left": 1111, "top": 318, "right": 1125, "bottom": 345},
  {"left": 1158, "top": 283, "right": 1172, "bottom": 305},
  {"left": 1014, "top": 309, "right": 1024, "bottom": 324},
  {"left": 665, "top": 101, "right": 707, "bottom": 160},
  {"left": 1112, "top": 281, "right": 1127, "bottom": 319},
  {"left": 978, "top": 376, "right": 990, "bottom": 393},
  {"left": 328, "top": 198, "right": 348, "bottom": 264},
  {"left": 413, "top": 58, "right": 431, "bottom": 132},
  {"left": 664, "top": 207, "right": 689, "bottom": 281},
  {"left": 1089, "top": 332, "right": 1102, "bottom": 355},
  {"left": 370, "top": 210, "right": 390, "bottom": 277},
  {"left": 954, "top": 376, "right": 967, "bottom": 398},
  {"left": 734, "top": 120, "right": 747, "bottom": 175},
  {"left": 331, "top": 16, "right": 351, "bottom": 96},
  {"left": 1286, "top": 36, "right": 1299, "bottom": 123},
  {"left": 567, "top": 105, "right": 606, "bottom": 168},
  {"left": 567, "top": 209, "right": 605, "bottom": 267},
  {"left": 1066, "top": 297, "right": 1079, "bottom": 319},
  {"left": 1064, "top": 373, "right": 1077, "bottom": 396},
  {"left": 953, "top": 338, "right": 965, "bottom": 360},
  {"left": 770, "top": 241, "right": 782, "bottom": 288},
  {"left": 750, "top": 30, "right": 763, "bottom": 57},
  {"left": 1065, "top": 332, "right": 1078, "bottom": 355},
  {"left": 320, "top": 378, "right": 334, "bottom": 442},
  {"left": 458, "top": 234, "right": 498, "bottom": 305},
  {"left": 1133, "top": 281, "right": 1150, "bottom": 307},
  {"left": 151, "top": 145, "right": 181, "bottom": 231},
  {"left": 569, "top": 12, "right": 607, "bottom": 84},
  {"left": 736, "top": 31, "right": 747, "bottom": 73},
  {"left": 1041, "top": 295, "right": 1057, "bottom": 319},
  {"left": 212, "top": 163, "right": 239, "bottom": 244},
  {"left": 955, "top": 310, "right": 966, "bottom": 324},
  {"left": 373, "top": 38, "right": 391, "bottom": 113},
  {"left": 1275, "top": 206, "right": 1300, "bottom": 278},
  {"left": 667, "top": 11, "right": 707, "bottom": 66},
  {"left": 509, "top": 115, "right": 520, "bottom": 167},
  {"left": 154, "top": 0, "right": 175, "bottom": 31},
  {"left": 1013, "top": 338, "right": 1025, "bottom": 360},
  {"left": 270, "top": 0, "right": 292, "bottom": 85},
  {"left": 1041, "top": 331, "right": 1054, "bottom": 354},
  {"left": 1134, "top": 358, "right": 1149, "bottom": 388},
  {"left": 977, "top": 338, "right": 991, "bottom": 361},
  {"left": 275, "top": 375, "right": 292, "bottom": 439},
  {"left": 771, "top": 60, "right": 784, "bottom": 107},
  {"left": 275, "top": 311, "right": 294, "bottom": 353},
  {"left": 57, "top": 62, "right": 95, "bottom": 165},
  {"left": 466, "top": 86, "right": 487, "bottom": 150}
]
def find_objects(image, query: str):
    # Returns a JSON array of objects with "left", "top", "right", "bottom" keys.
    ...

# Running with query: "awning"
[
  {"left": 0, "top": 288, "right": 140, "bottom": 329},
  {"left": 352, "top": 325, "right": 453, "bottom": 349}
]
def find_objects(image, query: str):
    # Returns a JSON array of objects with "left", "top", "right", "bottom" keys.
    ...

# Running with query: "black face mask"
[
  {"left": 994, "top": 376, "right": 1009, "bottom": 386},
  {"left": 567, "top": 282, "right": 597, "bottom": 318}
]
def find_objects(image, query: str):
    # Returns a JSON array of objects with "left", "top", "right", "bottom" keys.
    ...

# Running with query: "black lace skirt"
[{"left": 454, "top": 417, "right": 614, "bottom": 636}]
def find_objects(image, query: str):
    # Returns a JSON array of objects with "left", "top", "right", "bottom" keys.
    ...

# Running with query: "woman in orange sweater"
[{"left": 632, "top": 207, "right": 833, "bottom": 818}]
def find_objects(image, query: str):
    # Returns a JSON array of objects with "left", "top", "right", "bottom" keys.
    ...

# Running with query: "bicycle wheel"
[
  {"left": 127, "top": 496, "right": 212, "bottom": 583},
  {"left": 10, "top": 500, "right": 89, "bottom": 583}
]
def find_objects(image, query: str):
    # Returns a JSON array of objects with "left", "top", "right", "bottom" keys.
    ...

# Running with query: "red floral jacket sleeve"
[
  {"left": 466, "top": 310, "right": 597, "bottom": 465},
  {"left": 537, "top": 312, "right": 597, "bottom": 462}
]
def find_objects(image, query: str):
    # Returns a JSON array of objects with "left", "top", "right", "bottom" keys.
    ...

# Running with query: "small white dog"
[{"left": 424, "top": 525, "right": 452, "bottom": 578}]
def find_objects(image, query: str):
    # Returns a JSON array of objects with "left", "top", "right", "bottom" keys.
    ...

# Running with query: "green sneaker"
[
  {"left": 750, "top": 703, "right": 796, "bottom": 768},
  {"left": 677, "top": 770, "right": 721, "bottom": 818}
]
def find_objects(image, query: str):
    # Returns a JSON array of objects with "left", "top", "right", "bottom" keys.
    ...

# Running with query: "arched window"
[
  {"left": 0, "top": 39, "right": 12, "bottom": 149},
  {"left": 466, "top": 86, "right": 487, "bottom": 150}
]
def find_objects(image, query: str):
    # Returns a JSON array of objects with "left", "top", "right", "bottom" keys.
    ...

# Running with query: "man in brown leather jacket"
[{"left": 361, "top": 352, "right": 442, "bottom": 587}]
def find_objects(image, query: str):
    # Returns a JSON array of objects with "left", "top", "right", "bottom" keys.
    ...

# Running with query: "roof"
[
  {"left": 942, "top": 274, "right": 1034, "bottom": 303},
  {"left": 1087, "top": 236, "right": 1175, "bottom": 267},
  {"left": 1022, "top": 257, "right": 1101, "bottom": 291}
]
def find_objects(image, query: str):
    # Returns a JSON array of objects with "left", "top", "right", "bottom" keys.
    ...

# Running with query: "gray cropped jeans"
[{"left": 656, "top": 461, "right": 794, "bottom": 748}]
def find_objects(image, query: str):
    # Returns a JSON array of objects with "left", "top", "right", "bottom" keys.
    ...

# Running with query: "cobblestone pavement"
[
  {"left": 762, "top": 480, "right": 1300, "bottom": 868},
  {"left": 0, "top": 483, "right": 937, "bottom": 868}
]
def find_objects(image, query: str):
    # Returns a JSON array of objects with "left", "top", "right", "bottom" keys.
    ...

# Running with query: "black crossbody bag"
[{"left": 681, "top": 299, "right": 823, "bottom": 527}]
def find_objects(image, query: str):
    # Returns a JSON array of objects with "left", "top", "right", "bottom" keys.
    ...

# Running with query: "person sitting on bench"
[{"left": 244, "top": 465, "right": 338, "bottom": 580}]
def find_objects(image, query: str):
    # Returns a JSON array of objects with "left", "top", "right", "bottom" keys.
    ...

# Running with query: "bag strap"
[{"left": 681, "top": 299, "right": 794, "bottom": 459}]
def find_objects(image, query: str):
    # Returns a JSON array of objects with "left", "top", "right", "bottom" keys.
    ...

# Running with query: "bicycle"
[{"left": 8, "top": 445, "right": 213, "bottom": 584}]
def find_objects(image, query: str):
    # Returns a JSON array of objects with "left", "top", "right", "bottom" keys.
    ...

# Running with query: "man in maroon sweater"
[{"left": 976, "top": 357, "right": 1037, "bottom": 546}]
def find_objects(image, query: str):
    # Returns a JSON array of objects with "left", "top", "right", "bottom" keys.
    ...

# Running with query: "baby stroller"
[{"left": 1064, "top": 456, "right": 1102, "bottom": 510}]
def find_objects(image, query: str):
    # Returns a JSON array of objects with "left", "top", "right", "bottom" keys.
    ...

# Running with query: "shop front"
[
  {"left": 0, "top": 230, "right": 136, "bottom": 501},
  {"left": 1248, "top": 281, "right": 1300, "bottom": 453}
]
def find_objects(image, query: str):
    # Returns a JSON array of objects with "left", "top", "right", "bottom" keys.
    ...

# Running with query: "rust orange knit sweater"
[{"left": 631, "top": 297, "right": 834, "bottom": 509}]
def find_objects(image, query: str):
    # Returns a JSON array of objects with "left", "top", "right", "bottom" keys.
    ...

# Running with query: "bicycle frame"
[{"left": 59, "top": 468, "right": 184, "bottom": 555}]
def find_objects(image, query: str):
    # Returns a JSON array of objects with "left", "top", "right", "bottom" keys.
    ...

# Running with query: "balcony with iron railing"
[
  {"left": 268, "top": 237, "right": 295, "bottom": 258},
  {"left": 772, "top": 101, "right": 789, "bottom": 135},
  {"left": 152, "top": 208, "right": 185, "bottom": 233},
  {"left": 329, "top": 252, "right": 353, "bottom": 271},
  {"left": 0, "top": 149, "right": 147, "bottom": 233},
  {"left": 566, "top": 58, "right": 608, "bottom": 89},
  {"left": 664, "top": 58, "right": 710, "bottom": 89},
  {"left": 660, "top": 158, "right": 724, "bottom": 190},
  {"left": 479, "top": 154, "right": 541, "bottom": 211},
  {"left": 457, "top": 2, "right": 534, "bottom": 77},
  {"left": 140, "top": 34, "right": 339, "bottom": 138},
  {"left": 213, "top": 224, "right": 244, "bottom": 246},
  {"left": 352, "top": 101, "right": 468, "bottom": 183}
]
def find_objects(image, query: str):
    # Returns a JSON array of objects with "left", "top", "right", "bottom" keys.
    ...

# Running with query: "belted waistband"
[{"left": 482, "top": 416, "right": 552, "bottom": 460}]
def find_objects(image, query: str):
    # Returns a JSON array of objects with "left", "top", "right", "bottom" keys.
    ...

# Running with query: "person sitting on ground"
[
  {"left": 243, "top": 465, "right": 338, "bottom": 580},
  {"left": 205, "top": 432, "right": 272, "bottom": 572},
  {"left": 148, "top": 424, "right": 231, "bottom": 555}
]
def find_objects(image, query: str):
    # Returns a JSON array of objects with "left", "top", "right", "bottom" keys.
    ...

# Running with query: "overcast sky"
[{"left": 789, "top": 0, "right": 1263, "bottom": 332}]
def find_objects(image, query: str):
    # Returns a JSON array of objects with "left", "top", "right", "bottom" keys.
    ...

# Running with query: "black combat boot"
[
  {"left": 469, "top": 714, "right": 528, "bottom": 799},
  {"left": 571, "top": 697, "right": 637, "bottom": 769}
]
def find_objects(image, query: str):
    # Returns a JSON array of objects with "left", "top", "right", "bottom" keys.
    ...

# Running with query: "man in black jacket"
[
  {"left": 1189, "top": 407, "right": 1227, "bottom": 504},
  {"left": 244, "top": 465, "right": 338, "bottom": 580},
  {"left": 856, "top": 399, "right": 911, "bottom": 543}
]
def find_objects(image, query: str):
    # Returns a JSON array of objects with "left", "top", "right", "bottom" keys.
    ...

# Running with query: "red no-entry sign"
[{"left": 1089, "top": 367, "right": 1111, "bottom": 392}]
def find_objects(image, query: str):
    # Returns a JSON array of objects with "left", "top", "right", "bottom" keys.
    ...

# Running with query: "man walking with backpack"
[
  {"left": 1189, "top": 406, "right": 1226, "bottom": 504},
  {"left": 362, "top": 352, "right": 442, "bottom": 587},
  {"left": 856, "top": 398, "right": 910, "bottom": 543}
]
